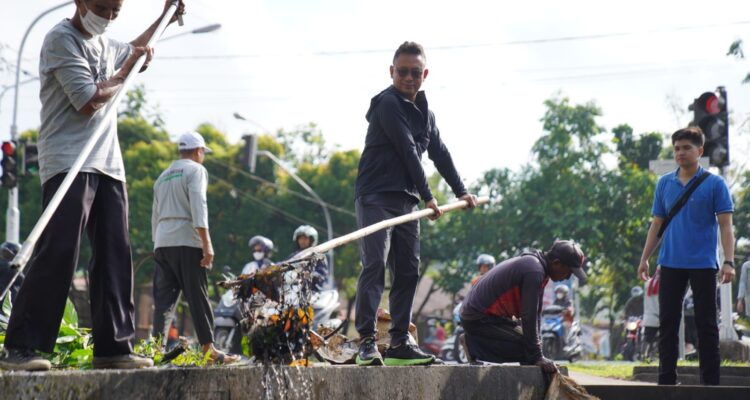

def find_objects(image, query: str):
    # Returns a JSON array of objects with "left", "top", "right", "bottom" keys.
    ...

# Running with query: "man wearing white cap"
[{"left": 151, "top": 131, "right": 238, "bottom": 364}]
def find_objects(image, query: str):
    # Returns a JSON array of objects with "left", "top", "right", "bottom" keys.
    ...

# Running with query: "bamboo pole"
[{"left": 291, "top": 196, "right": 490, "bottom": 261}]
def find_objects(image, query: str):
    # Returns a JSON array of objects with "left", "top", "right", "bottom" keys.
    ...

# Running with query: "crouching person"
[{"left": 460, "top": 240, "right": 587, "bottom": 373}]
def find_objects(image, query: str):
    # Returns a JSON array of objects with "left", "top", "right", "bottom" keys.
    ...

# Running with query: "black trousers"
[
  {"left": 461, "top": 316, "right": 530, "bottom": 364},
  {"left": 658, "top": 266, "right": 719, "bottom": 385},
  {"left": 354, "top": 192, "right": 420, "bottom": 345},
  {"left": 152, "top": 246, "right": 214, "bottom": 345},
  {"left": 5, "top": 173, "right": 135, "bottom": 357}
]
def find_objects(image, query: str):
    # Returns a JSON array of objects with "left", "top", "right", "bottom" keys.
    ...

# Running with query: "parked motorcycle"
[
  {"left": 620, "top": 316, "right": 642, "bottom": 361},
  {"left": 440, "top": 302, "right": 469, "bottom": 363},
  {"left": 541, "top": 304, "right": 582, "bottom": 362},
  {"left": 213, "top": 267, "right": 244, "bottom": 354}
]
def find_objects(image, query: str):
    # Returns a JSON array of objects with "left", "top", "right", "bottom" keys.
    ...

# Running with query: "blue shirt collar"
[{"left": 671, "top": 165, "right": 705, "bottom": 185}]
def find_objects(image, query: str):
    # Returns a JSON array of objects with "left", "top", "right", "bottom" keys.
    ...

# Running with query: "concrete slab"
[
  {"left": 632, "top": 366, "right": 750, "bottom": 386},
  {"left": 0, "top": 364, "right": 558, "bottom": 400},
  {"left": 584, "top": 385, "right": 750, "bottom": 400}
]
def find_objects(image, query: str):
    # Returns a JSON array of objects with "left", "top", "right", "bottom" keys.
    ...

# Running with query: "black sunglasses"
[{"left": 395, "top": 67, "right": 423, "bottom": 79}]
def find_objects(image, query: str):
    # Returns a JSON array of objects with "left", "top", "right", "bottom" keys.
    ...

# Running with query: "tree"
[{"left": 728, "top": 40, "right": 750, "bottom": 84}]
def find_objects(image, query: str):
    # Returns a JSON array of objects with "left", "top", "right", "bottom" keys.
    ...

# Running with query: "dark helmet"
[
  {"left": 0, "top": 242, "right": 20, "bottom": 262},
  {"left": 248, "top": 235, "right": 274, "bottom": 254},
  {"left": 475, "top": 254, "right": 496, "bottom": 269},
  {"left": 293, "top": 225, "right": 318, "bottom": 247}
]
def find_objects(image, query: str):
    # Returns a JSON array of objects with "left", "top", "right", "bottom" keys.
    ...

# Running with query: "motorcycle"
[
  {"left": 440, "top": 302, "right": 469, "bottom": 363},
  {"left": 213, "top": 267, "right": 244, "bottom": 354},
  {"left": 541, "top": 304, "right": 582, "bottom": 362},
  {"left": 620, "top": 316, "right": 642, "bottom": 361},
  {"left": 311, "top": 288, "right": 341, "bottom": 331}
]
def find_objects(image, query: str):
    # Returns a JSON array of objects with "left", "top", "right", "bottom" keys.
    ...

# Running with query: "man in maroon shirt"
[{"left": 460, "top": 240, "right": 587, "bottom": 372}]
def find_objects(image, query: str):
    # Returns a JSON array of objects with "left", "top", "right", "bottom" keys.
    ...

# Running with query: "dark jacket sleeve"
[
  {"left": 520, "top": 270, "right": 545, "bottom": 363},
  {"left": 376, "top": 95, "right": 434, "bottom": 202},
  {"left": 426, "top": 113, "right": 467, "bottom": 198}
]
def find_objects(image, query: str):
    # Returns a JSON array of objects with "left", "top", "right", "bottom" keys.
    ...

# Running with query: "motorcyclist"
[
  {"left": 242, "top": 236, "right": 274, "bottom": 275},
  {"left": 471, "top": 254, "right": 496, "bottom": 286},
  {"left": 552, "top": 284, "right": 574, "bottom": 331},
  {"left": 286, "top": 225, "right": 328, "bottom": 292},
  {"left": 623, "top": 286, "right": 644, "bottom": 318},
  {"left": 0, "top": 242, "right": 23, "bottom": 306}
]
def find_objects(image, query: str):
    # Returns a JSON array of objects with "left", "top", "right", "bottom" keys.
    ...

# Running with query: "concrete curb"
[
  {"left": 0, "top": 364, "right": 556, "bottom": 400},
  {"left": 585, "top": 384, "right": 750, "bottom": 400}
]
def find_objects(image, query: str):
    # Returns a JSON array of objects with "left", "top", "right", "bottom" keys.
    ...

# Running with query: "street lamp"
[
  {"left": 8, "top": 0, "right": 74, "bottom": 243},
  {"left": 233, "top": 112, "right": 336, "bottom": 282},
  {"left": 159, "top": 23, "right": 221, "bottom": 42}
]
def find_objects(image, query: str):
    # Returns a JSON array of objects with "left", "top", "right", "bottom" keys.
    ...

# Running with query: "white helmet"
[
  {"left": 631, "top": 286, "right": 644, "bottom": 298},
  {"left": 248, "top": 235, "right": 274, "bottom": 254},
  {"left": 292, "top": 225, "right": 318, "bottom": 247},
  {"left": 475, "top": 254, "right": 496, "bottom": 269}
]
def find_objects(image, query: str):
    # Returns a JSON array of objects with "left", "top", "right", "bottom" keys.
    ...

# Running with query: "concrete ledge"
[
  {"left": 0, "top": 365, "right": 557, "bottom": 400},
  {"left": 585, "top": 385, "right": 750, "bottom": 400},
  {"left": 632, "top": 366, "right": 750, "bottom": 386}
]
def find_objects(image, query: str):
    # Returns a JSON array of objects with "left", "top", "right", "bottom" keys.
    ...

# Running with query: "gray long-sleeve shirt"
[{"left": 152, "top": 159, "right": 209, "bottom": 249}]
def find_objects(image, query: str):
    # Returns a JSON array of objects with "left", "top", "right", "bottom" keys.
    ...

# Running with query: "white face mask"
[
  {"left": 80, "top": 2, "right": 113, "bottom": 36},
  {"left": 253, "top": 251, "right": 265, "bottom": 261},
  {"left": 556, "top": 293, "right": 565, "bottom": 300}
]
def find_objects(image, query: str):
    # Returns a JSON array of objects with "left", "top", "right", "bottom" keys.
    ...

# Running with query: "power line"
[
  {"left": 210, "top": 174, "right": 330, "bottom": 235},
  {"left": 205, "top": 158, "right": 356, "bottom": 218},
  {"left": 156, "top": 20, "right": 750, "bottom": 61}
]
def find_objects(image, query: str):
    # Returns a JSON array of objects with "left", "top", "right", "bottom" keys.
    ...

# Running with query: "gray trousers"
[
  {"left": 355, "top": 192, "right": 420, "bottom": 345},
  {"left": 152, "top": 246, "right": 214, "bottom": 345}
]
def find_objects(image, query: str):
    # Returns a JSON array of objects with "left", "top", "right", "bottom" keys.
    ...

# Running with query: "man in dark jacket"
[
  {"left": 354, "top": 41, "right": 477, "bottom": 366},
  {"left": 460, "top": 240, "right": 587, "bottom": 372}
]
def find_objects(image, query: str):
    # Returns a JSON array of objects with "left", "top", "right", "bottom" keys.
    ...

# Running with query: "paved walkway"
[{"left": 569, "top": 370, "right": 655, "bottom": 386}]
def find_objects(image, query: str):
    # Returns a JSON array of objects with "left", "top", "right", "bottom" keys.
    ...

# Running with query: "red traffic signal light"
[
  {"left": 691, "top": 88, "right": 729, "bottom": 168},
  {"left": 1, "top": 140, "right": 18, "bottom": 188},
  {"left": 2, "top": 141, "right": 16, "bottom": 156}
]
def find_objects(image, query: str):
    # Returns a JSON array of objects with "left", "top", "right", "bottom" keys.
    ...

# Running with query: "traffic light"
[
  {"left": 690, "top": 87, "right": 728, "bottom": 168},
  {"left": 21, "top": 141, "right": 39, "bottom": 175},
  {"left": 241, "top": 134, "right": 258, "bottom": 173},
  {"left": 1, "top": 141, "right": 18, "bottom": 188}
]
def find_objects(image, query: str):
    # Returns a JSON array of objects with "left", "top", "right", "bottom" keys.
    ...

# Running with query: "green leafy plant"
[{"left": 47, "top": 299, "right": 94, "bottom": 369}]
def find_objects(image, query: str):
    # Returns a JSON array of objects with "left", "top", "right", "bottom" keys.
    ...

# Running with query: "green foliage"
[
  {"left": 727, "top": 39, "right": 750, "bottom": 84},
  {"left": 421, "top": 96, "right": 656, "bottom": 324},
  {"left": 43, "top": 299, "right": 94, "bottom": 369}
]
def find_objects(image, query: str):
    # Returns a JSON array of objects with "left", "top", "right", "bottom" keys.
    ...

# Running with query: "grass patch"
[
  {"left": 567, "top": 363, "right": 637, "bottom": 380},
  {"left": 568, "top": 360, "right": 750, "bottom": 380}
]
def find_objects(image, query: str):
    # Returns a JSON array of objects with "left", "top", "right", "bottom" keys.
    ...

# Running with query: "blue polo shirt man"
[{"left": 638, "top": 126, "right": 735, "bottom": 386}]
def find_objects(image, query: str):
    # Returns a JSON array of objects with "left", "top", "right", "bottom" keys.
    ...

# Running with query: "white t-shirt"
[{"left": 152, "top": 159, "right": 209, "bottom": 249}]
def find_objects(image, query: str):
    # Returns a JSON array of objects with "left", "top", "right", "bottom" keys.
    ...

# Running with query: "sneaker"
[
  {"left": 92, "top": 353, "right": 154, "bottom": 369},
  {"left": 383, "top": 343, "right": 435, "bottom": 366},
  {"left": 0, "top": 347, "right": 52, "bottom": 371},
  {"left": 355, "top": 336, "right": 383, "bottom": 366}
]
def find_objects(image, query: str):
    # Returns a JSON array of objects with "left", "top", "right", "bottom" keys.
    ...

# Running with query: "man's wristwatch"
[{"left": 723, "top": 260, "right": 735, "bottom": 268}]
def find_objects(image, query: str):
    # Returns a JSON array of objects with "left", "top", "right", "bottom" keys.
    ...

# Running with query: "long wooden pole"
[{"left": 291, "top": 196, "right": 490, "bottom": 261}]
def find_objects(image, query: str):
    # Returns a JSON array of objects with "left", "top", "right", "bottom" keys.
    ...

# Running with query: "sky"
[{"left": 2, "top": 0, "right": 750, "bottom": 184}]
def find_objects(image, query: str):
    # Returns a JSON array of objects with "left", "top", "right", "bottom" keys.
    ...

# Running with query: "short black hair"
[
  {"left": 393, "top": 41, "right": 426, "bottom": 64},
  {"left": 672, "top": 126, "right": 704, "bottom": 147}
]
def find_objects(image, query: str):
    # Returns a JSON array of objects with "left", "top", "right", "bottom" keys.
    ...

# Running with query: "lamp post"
[
  {"left": 7, "top": 1, "right": 74, "bottom": 243},
  {"left": 233, "top": 112, "right": 335, "bottom": 282},
  {"left": 159, "top": 23, "right": 221, "bottom": 42}
]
